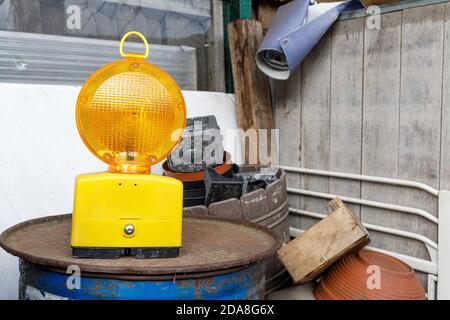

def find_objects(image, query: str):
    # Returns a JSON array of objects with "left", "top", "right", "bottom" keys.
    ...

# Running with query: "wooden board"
[
  {"left": 329, "top": 18, "right": 364, "bottom": 217},
  {"left": 255, "top": 1, "right": 279, "bottom": 31},
  {"left": 300, "top": 31, "right": 332, "bottom": 230},
  {"left": 273, "top": 69, "right": 302, "bottom": 228},
  {"left": 278, "top": 198, "right": 370, "bottom": 284},
  {"left": 397, "top": 4, "right": 443, "bottom": 259},
  {"left": 271, "top": 1, "right": 449, "bottom": 288},
  {"left": 207, "top": 0, "right": 226, "bottom": 92},
  {"left": 228, "top": 19, "right": 274, "bottom": 165},
  {"left": 360, "top": 12, "right": 406, "bottom": 258}
]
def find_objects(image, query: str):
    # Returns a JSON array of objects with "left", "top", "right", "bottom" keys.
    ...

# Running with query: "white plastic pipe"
[
  {"left": 438, "top": 191, "right": 450, "bottom": 299},
  {"left": 289, "top": 208, "right": 438, "bottom": 250},
  {"left": 280, "top": 165, "right": 439, "bottom": 196},
  {"left": 287, "top": 188, "right": 438, "bottom": 224},
  {"left": 428, "top": 275, "right": 438, "bottom": 300},
  {"left": 289, "top": 226, "right": 438, "bottom": 275}
]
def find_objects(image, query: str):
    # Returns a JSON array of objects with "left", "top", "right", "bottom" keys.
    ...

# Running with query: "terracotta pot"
[
  {"left": 314, "top": 250, "right": 426, "bottom": 300},
  {"left": 162, "top": 151, "right": 232, "bottom": 183}
]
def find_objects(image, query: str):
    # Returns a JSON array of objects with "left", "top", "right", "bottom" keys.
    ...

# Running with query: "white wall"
[{"left": 0, "top": 83, "right": 239, "bottom": 299}]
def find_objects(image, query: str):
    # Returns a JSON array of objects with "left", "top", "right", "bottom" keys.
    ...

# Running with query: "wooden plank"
[
  {"left": 273, "top": 69, "right": 302, "bottom": 228},
  {"left": 267, "top": 3, "right": 445, "bottom": 284},
  {"left": 208, "top": 0, "right": 226, "bottom": 92},
  {"left": 329, "top": 18, "right": 364, "bottom": 217},
  {"left": 228, "top": 19, "right": 274, "bottom": 164},
  {"left": 361, "top": 12, "right": 407, "bottom": 259},
  {"left": 300, "top": 31, "right": 332, "bottom": 230},
  {"left": 255, "top": 1, "right": 279, "bottom": 32},
  {"left": 278, "top": 198, "right": 370, "bottom": 284},
  {"left": 397, "top": 4, "right": 443, "bottom": 259}
]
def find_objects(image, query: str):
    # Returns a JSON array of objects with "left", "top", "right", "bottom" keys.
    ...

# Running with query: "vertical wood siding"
[{"left": 274, "top": 3, "right": 449, "bottom": 279}]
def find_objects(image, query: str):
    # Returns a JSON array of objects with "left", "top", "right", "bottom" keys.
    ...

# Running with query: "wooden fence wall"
[{"left": 273, "top": 1, "right": 450, "bottom": 282}]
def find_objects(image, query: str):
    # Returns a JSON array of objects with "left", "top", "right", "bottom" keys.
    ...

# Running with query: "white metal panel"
[
  {"left": 438, "top": 191, "right": 450, "bottom": 299},
  {"left": 0, "top": 30, "right": 198, "bottom": 89}
]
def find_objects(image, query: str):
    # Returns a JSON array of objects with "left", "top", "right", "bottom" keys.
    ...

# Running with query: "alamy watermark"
[
  {"left": 366, "top": 264, "right": 381, "bottom": 290},
  {"left": 66, "top": 265, "right": 81, "bottom": 290},
  {"left": 170, "top": 124, "right": 280, "bottom": 167},
  {"left": 366, "top": 5, "right": 381, "bottom": 30},
  {"left": 66, "top": 5, "right": 81, "bottom": 30}
]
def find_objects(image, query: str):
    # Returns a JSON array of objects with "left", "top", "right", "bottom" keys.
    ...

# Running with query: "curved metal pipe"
[
  {"left": 288, "top": 226, "right": 438, "bottom": 275},
  {"left": 280, "top": 166, "right": 439, "bottom": 196},
  {"left": 289, "top": 208, "right": 438, "bottom": 250},
  {"left": 287, "top": 188, "right": 438, "bottom": 224}
]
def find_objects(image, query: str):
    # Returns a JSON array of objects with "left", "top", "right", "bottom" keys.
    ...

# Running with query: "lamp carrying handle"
[{"left": 119, "top": 31, "right": 150, "bottom": 59}]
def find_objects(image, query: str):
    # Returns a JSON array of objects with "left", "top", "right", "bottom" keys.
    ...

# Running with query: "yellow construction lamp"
[{"left": 71, "top": 31, "right": 186, "bottom": 259}]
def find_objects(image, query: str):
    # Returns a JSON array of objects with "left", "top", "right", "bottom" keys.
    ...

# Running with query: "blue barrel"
[
  {"left": 19, "top": 260, "right": 265, "bottom": 300},
  {"left": 1, "top": 214, "right": 279, "bottom": 300}
]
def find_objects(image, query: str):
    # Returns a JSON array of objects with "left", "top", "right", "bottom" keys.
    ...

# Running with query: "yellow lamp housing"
[{"left": 71, "top": 31, "right": 186, "bottom": 259}]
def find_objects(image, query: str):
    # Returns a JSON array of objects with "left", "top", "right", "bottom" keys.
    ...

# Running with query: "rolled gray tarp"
[{"left": 256, "top": 0, "right": 352, "bottom": 80}]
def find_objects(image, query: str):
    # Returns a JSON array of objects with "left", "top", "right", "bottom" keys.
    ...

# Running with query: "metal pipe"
[
  {"left": 289, "top": 208, "right": 438, "bottom": 250},
  {"left": 289, "top": 226, "right": 437, "bottom": 275},
  {"left": 287, "top": 188, "right": 438, "bottom": 224},
  {"left": 280, "top": 166, "right": 439, "bottom": 196},
  {"left": 428, "top": 274, "right": 438, "bottom": 300},
  {"left": 366, "top": 246, "right": 437, "bottom": 276},
  {"left": 437, "top": 190, "right": 450, "bottom": 299}
]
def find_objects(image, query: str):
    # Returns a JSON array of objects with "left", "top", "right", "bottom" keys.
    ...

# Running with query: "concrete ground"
[{"left": 267, "top": 282, "right": 316, "bottom": 300}]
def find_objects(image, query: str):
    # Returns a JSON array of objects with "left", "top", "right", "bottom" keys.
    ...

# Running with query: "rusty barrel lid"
[{"left": 0, "top": 214, "right": 280, "bottom": 280}]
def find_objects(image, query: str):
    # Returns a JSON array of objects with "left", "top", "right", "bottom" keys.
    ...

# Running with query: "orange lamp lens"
[{"left": 76, "top": 34, "right": 186, "bottom": 174}]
